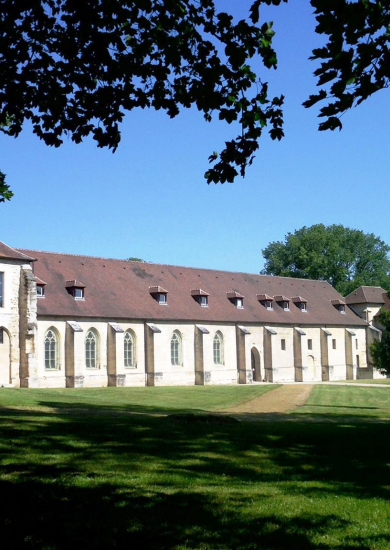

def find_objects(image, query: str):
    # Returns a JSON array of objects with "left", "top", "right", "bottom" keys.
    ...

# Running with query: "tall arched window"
[
  {"left": 124, "top": 330, "right": 136, "bottom": 368},
  {"left": 44, "top": 329, "right": 59, "bottom": 370},
  {"left": 213, "top": 331, "right": 224, "bottom": 365},
  {"left": 85, "top": 329, "right": 99, "bottom": 369},
  {"left": 171, "top": 331, "right": 182, "bottom": 366}
]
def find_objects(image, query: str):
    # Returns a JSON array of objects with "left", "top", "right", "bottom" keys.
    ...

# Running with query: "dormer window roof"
[
  {"left": 274, "top": 295, "right": 290, "bottom": 310},
  {"left": 257, "top": 294, "right": 273, "bottom": 310},
  {"left": 191, "top": 289, "right": 209, "bottom": 307},
  {"left": 331, "top": 299, "right": 346, "bottom": 313},
  {"left": 65, "top": 280, "right": 86, "bottom": 300},
  {"left": 227, "top": 291, "right": 244, "bottom": 309},
  {"left": 292, "top": 296, "right": 307, "bottom": 312},
  {"left": 149, "top": 285, "right": 168, "bottom": 305}
]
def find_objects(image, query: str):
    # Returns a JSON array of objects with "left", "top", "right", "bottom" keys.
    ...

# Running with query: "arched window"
[
  {"left": 213, "top": 331, "right": 224, "bottom": 365},
  {"left": 85, "top": 329, "right": 99, "bottom": 369},
  {"left": 171, "top": 331, "right": 182, "bottom": 366},
  {"left": 124, "top": 330, "right": 136, "bottom": 368},
  {"left": 45, "top": 329, "right": 59, "bottom": 370}
]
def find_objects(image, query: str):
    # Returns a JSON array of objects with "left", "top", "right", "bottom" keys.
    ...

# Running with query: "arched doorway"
[
  {"left": 0, "top": 328, "right": 11, "bottom": 386},
  {"left": 251, "top": 347, "right": 261, "bottom": 382}
]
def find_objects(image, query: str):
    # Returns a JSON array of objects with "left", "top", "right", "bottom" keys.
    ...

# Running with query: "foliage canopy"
[
  {"left": 370, "top": 307, "right": 390, "bottom": 375},
  {"left": 1, "top": 0, "right": 390, "bottom": 201},
  {"left": 261, "top": 224, "right": 390, "bottom": 295}
]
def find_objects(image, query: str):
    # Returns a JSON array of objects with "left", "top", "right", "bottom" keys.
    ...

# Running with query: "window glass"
[
  {"left": 281, "top": 339, "right": 286, "bottom": 351},
  {"left": 0, "top": 272, "right": 3, "bottom": 308},
  {"left": 86, "top": 330, "right": 99, "bottom": 368},
  {"left": 124, "top": 331, "right": 135, "bottom": 368},
  {"left": 74, "top": 288, "right": 84, "bottom": 299},
  {"left": 200, "top": 295, "right": 208, "bottom": 307},
  {"left": 158, "top": 293, "right": 167, "bottom": 304},
  {"left": 332, "top": 339, "right": 336, "bottom": 350},
  {"left": 45, "top": 329, "right": 59, "bottom": 370},
  {"left": 37, "top": 285, "right": 45, "bottom": 297},
  {"left": 308, "top": 339, "right": 312, "bottom": 350},
  {"left": 171, "top": 331, "right": 182, "bottom": 365},
  {"left": 213, "top": 332, "right": 224, "bottom": 364}
]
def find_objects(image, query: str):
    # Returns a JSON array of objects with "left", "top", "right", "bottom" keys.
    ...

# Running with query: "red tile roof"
[
  {"left": 345, "top": 286, "right": 387, "bottom": 305},
  {"left": 0, "top": 241, "right": 35, "bottom": 262},
  {"left": 17, "top": 248, "right": 368, "bottom": 326}
]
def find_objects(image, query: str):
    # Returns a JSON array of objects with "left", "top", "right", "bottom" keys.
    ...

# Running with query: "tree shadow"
[{"left": 1, "top": 406, "right": 390, "bottom": 549}]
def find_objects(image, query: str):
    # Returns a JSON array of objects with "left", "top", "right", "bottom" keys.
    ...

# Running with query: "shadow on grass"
[
  {"left": 1, "top": 475, "right": 376, "bottom": 550},
  {"left": 1, "top": 407, "right": 390, "bottom": 549}
]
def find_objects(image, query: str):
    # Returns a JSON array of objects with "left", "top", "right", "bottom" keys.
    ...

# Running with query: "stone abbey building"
[{"left": 0, "top": 241, "right": 386, "bottom": 388}]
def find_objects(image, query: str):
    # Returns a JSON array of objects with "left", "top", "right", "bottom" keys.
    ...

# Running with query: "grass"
[
  {"left": 1, "top": 384, "right": 390, "bottom": 549},
  {"left": 330, "top": 378, "right": 390, "bottom": 385},
  {"left": 296, "top": 384, "right": 390, "bottom": 419},
  {"left": 0, "top": 384, "right": 275, "bottom": 413}
]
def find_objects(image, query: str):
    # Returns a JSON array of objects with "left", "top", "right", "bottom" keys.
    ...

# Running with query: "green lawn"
[
  {"left": 1, "top": 385, "right": 390, "bottom": 550},
  {"left": 331, "top": 378, "right": 390, "bottom": 385}
]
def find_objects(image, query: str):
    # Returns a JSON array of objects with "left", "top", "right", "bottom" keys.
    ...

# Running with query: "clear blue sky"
[{"left": 1, "top": 1, "right": 390, "bottom": 274}]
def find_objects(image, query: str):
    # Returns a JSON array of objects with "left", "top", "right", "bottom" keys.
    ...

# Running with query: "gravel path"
[{"left": 223, "top": 384, "right": 314, "bottom": 415}]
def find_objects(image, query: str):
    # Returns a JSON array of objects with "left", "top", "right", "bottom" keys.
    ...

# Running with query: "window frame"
[
  {"left": 85, "top": 329, "right": 99, "bottom": 369},
  {"left": 213, "top": 331, "right": 224, "bottom": 365},
  {"left": 158, "top": 293, "right": 167, "bottom": 305},
  {"left": 0, "top": 272, "right": 3, "bottom": 308},
  {"left": 236, "top": 298, "right": 244, "bottom": 309},
  {"left": 124, "top": 330, "right": 136, "bottom": 368},
  {"left": 37, "top": 285, "right": 45, "bottom": 298},
  {"left": 44, "top": 328, "right": 60, "bottom": 370},
  {"left": 74, "top": 287, "right": 84, "bottom": 300},
  {"left": 170, "top": 330, "right": 182, "bottom": 366},
  {"left": 199, "top": 295, "right": 208, "bottom": 307}
]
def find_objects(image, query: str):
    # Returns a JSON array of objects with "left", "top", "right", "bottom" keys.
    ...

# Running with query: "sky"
[{"left": 1, "top": 1, "right": 390, "bottom": 275}]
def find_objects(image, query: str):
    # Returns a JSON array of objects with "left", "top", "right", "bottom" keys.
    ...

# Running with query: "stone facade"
[{"left": 0, "top": 242, "right": 386, "bottom": 388}]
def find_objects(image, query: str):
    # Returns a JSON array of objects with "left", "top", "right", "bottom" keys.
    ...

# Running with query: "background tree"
[
  {"left": 370, "top": 307, "right": 390, "bottom": 375},
  {"left": 261, "top": 224, "right": 390, "bottom": 295}
]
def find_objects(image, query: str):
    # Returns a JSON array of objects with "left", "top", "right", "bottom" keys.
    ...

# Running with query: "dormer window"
[
  {"left": 74, "top": 288, "right": 84, "bottom": 300},
  {"left": 331, "top": 299, "right": 346, "bottom": 314},
  {"left": 274, "top": 295, "right": 290, "bottom": 311},
  {"left": 37, "top": 285, "right": 45, "bottom": 298},
  {"left": 35, "top": 277, "right": 46, "bottom": 298},
  {"left": 257, "top": 294, "right": 273, "bottom": 310},
  {"left": 149, "top": 286, "right": 168, "bottom": 305},
  {"left": 191, "top": 289, "right": 209, "bottom": 307},
  {"left": 65, "top": 280, "right": 86, "bottom": 300},
  {"left": 292, "top": 296, "right": 307, "bottom": 312},
  {"left": 227, "top": 291, "right": 244, "bottom": 309}
]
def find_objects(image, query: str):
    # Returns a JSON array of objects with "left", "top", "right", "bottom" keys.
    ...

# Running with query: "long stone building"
[{"left": 0, "top": 240, "right": 386, "bottom": 388}]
